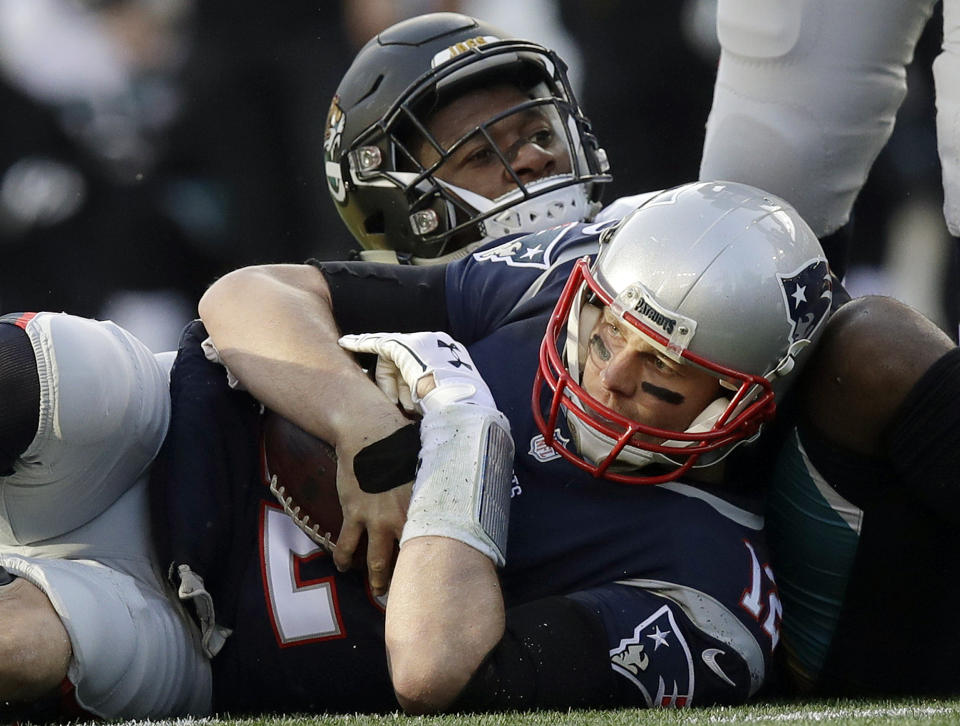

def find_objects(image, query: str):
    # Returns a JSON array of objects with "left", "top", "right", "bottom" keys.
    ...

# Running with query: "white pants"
[
  {"left": 700, "top": 0, "right": 959, "bottom": 237},
  {"left": 0, "top": 313, "right": 211, "bottom": 718}
]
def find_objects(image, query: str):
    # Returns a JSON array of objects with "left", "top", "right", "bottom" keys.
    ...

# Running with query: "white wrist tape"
[{"left": 401, "top": 403, "right": 514, "bottom": 566}]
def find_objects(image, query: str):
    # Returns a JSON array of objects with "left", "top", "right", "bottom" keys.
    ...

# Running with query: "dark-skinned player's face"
[{"left": 417, "top": 83, "right": 572, "bottom": 200}]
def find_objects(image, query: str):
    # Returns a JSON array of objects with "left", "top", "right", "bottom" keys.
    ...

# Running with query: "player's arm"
[
  {"left": 339, "top": 331, "right": 513, "bottom": 713},
  {"left": 199, "top": 264, "right": 408, "bottom": 458},
  {"left": 387, "top": 537, "right": 504, "bottom": 713},
  {"left": 428, "top": 582, "right": 761, "bottom": 712},
  {"left": 198, "top": 262, "right": 447, "bottom": 594},
  {"left": 389, "top": 549, "right": 760, "bottom": 710}
]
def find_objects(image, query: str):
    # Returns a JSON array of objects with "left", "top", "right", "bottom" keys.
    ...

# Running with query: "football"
[{"left": 261, "top": 410, "right": 343, "bottom": 552}]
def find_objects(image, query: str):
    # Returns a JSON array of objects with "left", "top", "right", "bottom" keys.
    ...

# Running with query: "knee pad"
[
  {"left": 0, "top": 313, "right": 170, "bottom": 544},
  {"left": 0, "top": 554, "right": 210, "bottom": 718}
]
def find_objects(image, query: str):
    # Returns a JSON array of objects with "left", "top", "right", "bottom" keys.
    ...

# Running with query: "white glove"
[
  {"left": 338, "top": 331, "right": 496, "bottom": 414},
  {"left": 339, "top": 331, "right": 513, "bottom": 566}
]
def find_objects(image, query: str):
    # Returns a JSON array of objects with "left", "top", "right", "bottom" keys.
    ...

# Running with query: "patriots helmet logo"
[{"left": 777, "top": 259, "right": 831, "bottom": 343}]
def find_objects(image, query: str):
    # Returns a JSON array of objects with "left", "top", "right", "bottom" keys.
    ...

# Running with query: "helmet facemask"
[{"left": 533, "top": 257, "right": 778, "bottom": 485}]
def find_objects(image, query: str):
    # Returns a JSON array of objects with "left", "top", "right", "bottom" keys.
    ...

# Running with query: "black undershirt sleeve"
[
  {"left": 308, "top": 259, "right": 448, "bottom": 334},
  {"left": 307, "top": 260, "right": 449, "bottom": 493},
  {"left": 0, "top": 323, "right": 40, "bottom": 475},
  {"left": 452, "top": 596, "right": 621, "bottom": 712}
]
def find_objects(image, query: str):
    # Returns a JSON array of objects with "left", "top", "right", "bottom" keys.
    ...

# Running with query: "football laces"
[{"left": 269, "top": 474, "right": 337, "bottom": 553}]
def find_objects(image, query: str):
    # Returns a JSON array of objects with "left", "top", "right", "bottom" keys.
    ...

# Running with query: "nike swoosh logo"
[{"left": 702, "top": 648, "right": 736, "bottom": 686}]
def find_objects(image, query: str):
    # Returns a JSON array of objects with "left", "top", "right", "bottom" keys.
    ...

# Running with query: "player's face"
[
  {"left": 580, "top": 307, "right": 721, "bottom": 442},
  {"left": 418, "top": 83, "right": 573, "bottom": 200}
]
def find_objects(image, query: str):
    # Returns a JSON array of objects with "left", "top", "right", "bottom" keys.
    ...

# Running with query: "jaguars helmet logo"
[{"left": 324, "top": 97, "right": 346, "bottom": 203}]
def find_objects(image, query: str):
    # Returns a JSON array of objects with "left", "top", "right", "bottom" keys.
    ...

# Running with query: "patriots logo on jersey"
[
  {"left": 610, "top": 605, "right": 695, "bottom": 707},
  {"left": 777, "top": 259, "right": 831, "bottom": 343},
  {"left": 473, "top": 224, "right": 578, "bottom": 270}
]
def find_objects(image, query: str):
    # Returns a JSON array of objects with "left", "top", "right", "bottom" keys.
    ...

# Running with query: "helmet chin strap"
[{"left": 565, "top": 395, "right": 735, "bottom": 475}]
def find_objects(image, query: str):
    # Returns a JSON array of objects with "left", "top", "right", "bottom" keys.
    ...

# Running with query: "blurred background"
[{"left": 0, "top": 0, "right": 953, "bottom": 351}]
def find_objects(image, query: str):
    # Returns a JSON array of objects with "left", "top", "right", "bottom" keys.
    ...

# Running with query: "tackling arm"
[{"left": 199, "top": 264, "right": 410, "bottom": 452}]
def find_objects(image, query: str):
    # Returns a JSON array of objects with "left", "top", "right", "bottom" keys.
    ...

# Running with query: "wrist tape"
[
  {"left": 400, "top": 404, "right": 514, "bottom": 566},
  {"left": 353, "top": 422, "right": 421, "bottom": 493}
]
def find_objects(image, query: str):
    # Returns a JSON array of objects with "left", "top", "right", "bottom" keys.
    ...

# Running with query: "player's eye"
[
  {"left": 530, "top": 128, "right": 555, "bottom": 148},
  {"left": 464, "top": 145, "right": 496, "bottom": 166},
  {"left": 651, "top": 355, "right": 680, "bottom": 376},
  {"left": 589, "top": 333, "right": 611, "bottom": 362}
]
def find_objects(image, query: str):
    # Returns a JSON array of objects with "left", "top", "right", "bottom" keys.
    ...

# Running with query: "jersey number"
[
  {"left": 261, "top": 504, "right": 345, "bottom": 646},
  {"left": 740, "top": 540, "right": 782, "bottom": 650}
]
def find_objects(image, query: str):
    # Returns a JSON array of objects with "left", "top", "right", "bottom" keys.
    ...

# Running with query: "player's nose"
[
  {"left": 599, "top": 350, "right": 641, "bottom": 398},
  {"left": 508, "top": 140, "right": 557, "bottom": 185}
]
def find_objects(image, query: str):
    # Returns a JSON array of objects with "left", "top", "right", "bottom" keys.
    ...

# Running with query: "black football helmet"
[{"left": 324, "top": 12, "right": 610, "bottom": 263}]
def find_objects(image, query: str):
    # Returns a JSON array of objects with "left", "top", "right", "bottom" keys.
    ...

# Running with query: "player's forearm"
[
  {"left": 385, "top": 536, "right": 504, "bottom": 714},
  {"left": 198, "top": 264, "right": 409, "bottom": 453}
]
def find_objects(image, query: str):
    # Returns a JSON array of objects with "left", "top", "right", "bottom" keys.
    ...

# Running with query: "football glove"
[{"left": 339, "top": 331, "right": 513, "bottom": 566}]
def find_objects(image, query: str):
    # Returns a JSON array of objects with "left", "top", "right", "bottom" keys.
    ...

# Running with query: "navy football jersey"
[
  {"left": 155, "top": 221, "right": 781, "bottom": 712},
  {"left": 153, "top": 321, "right": 396, "bottom": 714},
  {"left": 443, "top": 222, "right": 779, "bottom": 703}
]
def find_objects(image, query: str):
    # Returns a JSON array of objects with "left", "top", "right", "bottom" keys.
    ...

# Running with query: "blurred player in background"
[{"left": 700, "top": 0, "right": 958, "bottom": 316}]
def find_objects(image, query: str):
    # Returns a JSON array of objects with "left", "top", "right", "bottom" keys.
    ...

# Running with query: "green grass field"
[{"left": 72, "top": 698, "right": 960, "bottom": 726}]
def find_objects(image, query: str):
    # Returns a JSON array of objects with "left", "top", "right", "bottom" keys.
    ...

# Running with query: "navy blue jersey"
[
  {"left": 153, "top": 321, "right": 397, "bottom": 714},
  {"left": 156, "top": 221, "right": 781, "bottom": 712},
  {"left": 444, "top": 222, "right": 779, "bottom": 702}
]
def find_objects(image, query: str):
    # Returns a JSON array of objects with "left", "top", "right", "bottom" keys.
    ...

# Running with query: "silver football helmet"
[{"left": 533, "top": 181, "right": 833, "bottom": 483}]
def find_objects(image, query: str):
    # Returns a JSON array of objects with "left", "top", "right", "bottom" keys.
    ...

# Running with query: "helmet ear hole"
[
  {"left": 364, "top": 212, "right": 385, "bottom": 235},
  {"left": 357, "top": 74, "right": 385, "bottom": 105}
]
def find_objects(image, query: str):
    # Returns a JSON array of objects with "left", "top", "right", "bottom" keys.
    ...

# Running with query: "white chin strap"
[
  {"left": 371, "top": 172, "right": 599, "bottom": 266},
  {"left": 444, "top": 174, "right": 600, "bottom": 243}
]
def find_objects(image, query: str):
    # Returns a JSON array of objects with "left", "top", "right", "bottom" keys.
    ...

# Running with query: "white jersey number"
[
  {"left": 741, "top": 540, "right": 782, "bottom": 650},
  {"left": 261, "top": 504, "right": 344, "bottom": 645}
]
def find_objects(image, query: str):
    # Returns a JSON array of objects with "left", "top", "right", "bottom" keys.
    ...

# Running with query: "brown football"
[{"left": 261, "top": 410, "right": 343, "bottom": 551}]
